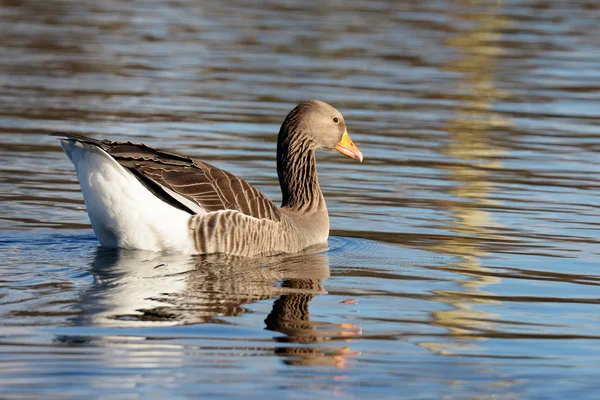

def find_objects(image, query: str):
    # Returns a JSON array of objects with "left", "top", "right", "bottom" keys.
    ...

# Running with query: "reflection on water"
[
  {"left": 76, "top": 245, "right": 359, "bottom": 367},
  {"left": 425, "top": 0, "right": 507, "bottom": 351},
  {"left": 1, "top": 0, "right": 600, "bottom": 398}
]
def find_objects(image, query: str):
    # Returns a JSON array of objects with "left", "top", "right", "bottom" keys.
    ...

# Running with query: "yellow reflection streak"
[{"left": 422, "top": 0, "right": 512, "bottom": 354}]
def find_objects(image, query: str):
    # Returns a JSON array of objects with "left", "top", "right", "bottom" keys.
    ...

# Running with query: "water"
[{"left": 1, "top": 0, "right": 599, "bottom": 398}]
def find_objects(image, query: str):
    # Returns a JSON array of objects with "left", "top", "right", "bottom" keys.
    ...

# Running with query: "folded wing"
[{"left": 53, "top": 133, "right": 281, "bottom": 222}]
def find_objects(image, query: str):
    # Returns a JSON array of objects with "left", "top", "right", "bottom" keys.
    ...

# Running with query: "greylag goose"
[{"left": 52, "top": 100, "right": 363, "bottom": 256}]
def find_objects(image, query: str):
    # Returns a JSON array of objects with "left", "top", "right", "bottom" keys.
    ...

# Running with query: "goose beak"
[{"left": 335, "top": 130, "right": 363, "bottom": 162}]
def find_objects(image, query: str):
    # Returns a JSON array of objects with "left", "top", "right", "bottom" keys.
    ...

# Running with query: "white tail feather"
[{"left": 61, "top": 140, "right": 197, "bottom": 252}]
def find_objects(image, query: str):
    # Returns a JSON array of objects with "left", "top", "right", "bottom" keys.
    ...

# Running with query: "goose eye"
[{"left": 333, "top": 117, "right": 339, "bottom": 124}]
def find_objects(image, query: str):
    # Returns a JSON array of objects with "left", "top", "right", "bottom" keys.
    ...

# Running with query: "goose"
[{"left": 52, "top": 100, "right": 363, "bottom": 256}]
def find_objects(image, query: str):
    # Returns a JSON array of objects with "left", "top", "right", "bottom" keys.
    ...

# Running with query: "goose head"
[{"left": 279, "top": 100, "right": 363, "bottom": 162}]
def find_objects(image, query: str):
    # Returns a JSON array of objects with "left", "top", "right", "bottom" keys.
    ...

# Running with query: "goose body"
[{"left": 54, "top": 100, "right": 363, "bottom": 256}]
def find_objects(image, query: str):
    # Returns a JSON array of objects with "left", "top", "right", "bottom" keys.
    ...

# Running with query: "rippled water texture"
[{"left": 1, "top": 0, "right": 599, "bottom": 398}]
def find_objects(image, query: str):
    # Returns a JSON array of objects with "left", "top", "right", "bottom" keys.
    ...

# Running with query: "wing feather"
[{"left": 106, "top": 140, "right": 281, "bottom": 221}]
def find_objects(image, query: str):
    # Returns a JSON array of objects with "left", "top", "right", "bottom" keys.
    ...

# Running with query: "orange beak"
[{"left": 335, "top": 130, "right": 363, "bottom": 162}]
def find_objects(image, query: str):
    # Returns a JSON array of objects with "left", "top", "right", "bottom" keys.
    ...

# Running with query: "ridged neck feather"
[{"left": 277, "top": 121, "right": 324, "bottom": 212}]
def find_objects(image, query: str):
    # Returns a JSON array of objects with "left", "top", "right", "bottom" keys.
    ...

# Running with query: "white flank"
[{"left": 61, "top": 140, "right": 199, "bottom": 253}]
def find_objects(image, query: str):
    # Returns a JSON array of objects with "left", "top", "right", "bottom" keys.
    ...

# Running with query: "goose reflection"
[
  {"left": 265, "top": 276, "right": 360, "bottom": 367},
  {"left": 74, "top": 245, "right": 360, "bottom": 367}
]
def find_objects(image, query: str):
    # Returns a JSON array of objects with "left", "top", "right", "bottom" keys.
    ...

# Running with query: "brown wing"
[
  {"left": 110, "top": 142, "right": 281, "bottom": 221},
  {"left": 52, "top": 133, "right": 281, "bottom": 221}
]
